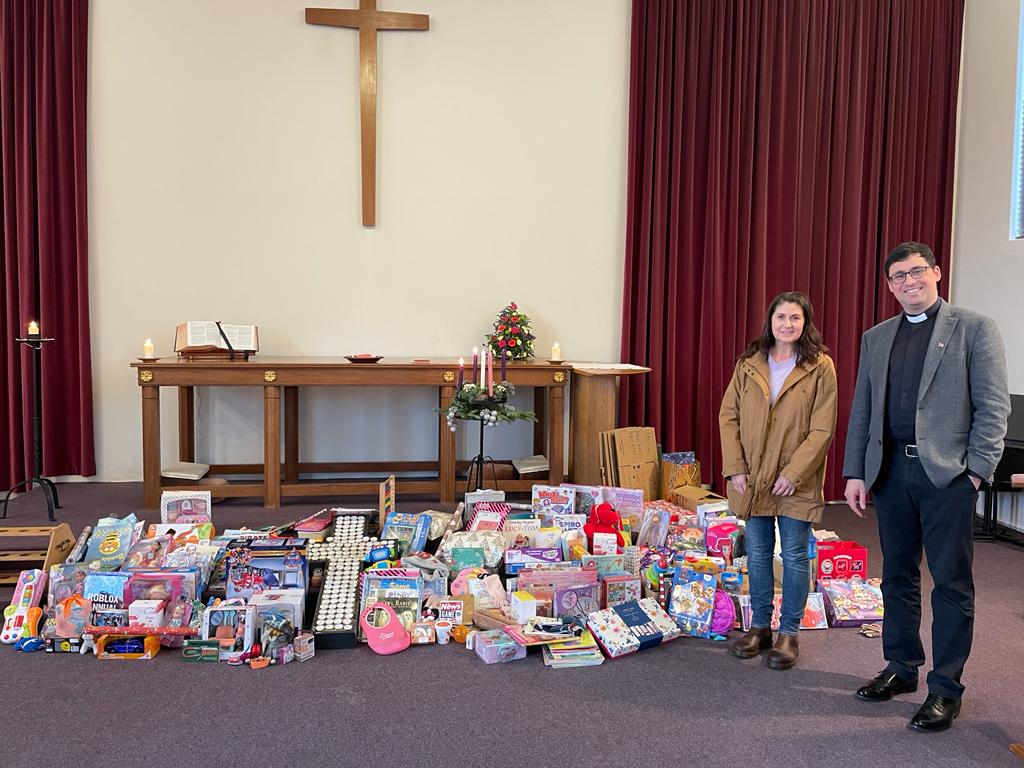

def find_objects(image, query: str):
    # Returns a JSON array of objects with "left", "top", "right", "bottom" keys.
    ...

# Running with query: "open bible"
[{"left": 174, "top": 321, "right": 259, "bottom": 359}]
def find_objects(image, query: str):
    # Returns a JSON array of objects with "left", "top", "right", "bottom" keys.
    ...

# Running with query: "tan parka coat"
[{"left": 718, "top": 353, "right": 838, "bottom": 522}]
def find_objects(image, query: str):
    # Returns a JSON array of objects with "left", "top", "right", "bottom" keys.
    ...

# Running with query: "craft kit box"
[{"left": 474, "top": 629, "right": 527, "bottom": 664}]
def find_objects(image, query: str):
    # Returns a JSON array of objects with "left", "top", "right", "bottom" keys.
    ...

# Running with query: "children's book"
[
  {"left": 358, "top": 571, "right": 423, "bottom": 639},
  {"left": 504, "top": 517, "right": 541, "bottom": 549},
  {"left": 84, "top": 517, "right": 138, "bottom": 570}
]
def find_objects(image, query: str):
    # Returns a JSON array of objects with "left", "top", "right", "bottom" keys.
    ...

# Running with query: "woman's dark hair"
[{"left": 740, "top": 291, "right": 829, "bottom": 365}]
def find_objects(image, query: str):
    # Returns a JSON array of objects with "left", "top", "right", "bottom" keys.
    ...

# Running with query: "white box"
[{"left": 128, "top": 599, "right": 165, "bottom": 628}]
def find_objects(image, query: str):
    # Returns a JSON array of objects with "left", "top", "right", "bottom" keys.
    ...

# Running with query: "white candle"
[
  {"left": 143, "top": 338, "right": 155, "bottom": 358},
  {"left": 27, "top": 321, "right": 39, "bottom": 336},
  {"left": 551, "top": 342, "right": 561, "bottom": 361},
  {"left": 479, "top": 347, "right": 486, "bottom": 387}
]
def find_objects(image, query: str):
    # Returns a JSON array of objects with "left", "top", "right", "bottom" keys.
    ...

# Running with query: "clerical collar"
[{"left": 904, "top": 299, "right": 940, "bottom": 324}]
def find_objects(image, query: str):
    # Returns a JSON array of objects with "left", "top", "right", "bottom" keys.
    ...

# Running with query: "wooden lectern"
[{"left": 568, "top": 364, "right": 651, "bottom": 486}]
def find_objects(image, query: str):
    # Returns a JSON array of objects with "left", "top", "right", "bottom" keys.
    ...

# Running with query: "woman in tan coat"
[{"left": 719, "top": 292, "right": 837, "bottom": 670}]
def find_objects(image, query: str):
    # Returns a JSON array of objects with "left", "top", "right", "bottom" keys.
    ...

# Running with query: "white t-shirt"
[{"left": 769, "top": 354, "right": 797, "bottom": 405}]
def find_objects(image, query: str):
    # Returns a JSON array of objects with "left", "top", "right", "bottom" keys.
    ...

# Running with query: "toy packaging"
[
  {"left": 531, "top": 485, "right": 576, "bottom": 519},
  {"left": 816, "top": 541, "right": 868, "bottom": 581},
  {"left": 358, "top": 570, "right": 423, "bottom": 638},
  {"left": 581, "top": 554, "right": 625, "bottom": 576},
  {"left": 201, "top": 602, "right": 256, "bottom": 662},
  {"left": 601, "top": 573, "right": 642, "bottom": 609},
  {"left": 768, "top": 592, "right": 829, "bottom": 630},
  {"left": 474, "top": 628, "right": 527, "bottom": 664},
  {"left": 225, "top": 538, "right": 308, "bottom": 600},
  {"left": 47, "top": 563, "right": 89, "bottom": 606},
  {"left": 819, "top": 577, "right": 884, "bottom": 626},
  {"left": 504, "top": 547, "right": 562, "bottom": 574},
  {"left": 667, "top": 569, "right": 717, "bottom": 638},
  {"left": 559, "top": 484, "right": 604, "bottom": 515},
  {"left": 551, "top": 583, "right": 601, "bottom": 621},
  {"left": 250, "top": 589, "right": 305, "bottom": 630},
  {"left": 380, "top": 512, "right": 430, "bottom": 555},
  {"left": 160, "top": 490, "right": 213, "bottom": 524}
]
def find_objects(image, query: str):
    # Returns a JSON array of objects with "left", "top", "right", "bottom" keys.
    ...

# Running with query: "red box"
[{"left": 816, "top": 541, "right": 867, "bottom": 581}]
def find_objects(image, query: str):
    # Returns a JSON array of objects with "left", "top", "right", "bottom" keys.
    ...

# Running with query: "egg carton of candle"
[{"left": 311, "top": 559, "right": 363, "bottom": 649}]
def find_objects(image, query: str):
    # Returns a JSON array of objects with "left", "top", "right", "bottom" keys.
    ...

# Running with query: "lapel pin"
[{"left": 938, "top": 342, "right": 945, "bottom": 348}]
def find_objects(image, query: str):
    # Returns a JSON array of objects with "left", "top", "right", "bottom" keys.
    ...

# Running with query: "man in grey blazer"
[{"left": 843, "top": 241, "right": 1009, "bottom": 733}]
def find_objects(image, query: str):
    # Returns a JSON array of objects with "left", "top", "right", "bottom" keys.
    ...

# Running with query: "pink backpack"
[{"left": 710, "top": 590, "right": 736, "bottom": 636}]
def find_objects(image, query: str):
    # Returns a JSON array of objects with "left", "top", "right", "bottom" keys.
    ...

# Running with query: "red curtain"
[
  {"left": 620, "top": 0, "right": 963, "bottom": 500},
  {"left": 0, "top": 0, "right": 94, "bottom": 489}
]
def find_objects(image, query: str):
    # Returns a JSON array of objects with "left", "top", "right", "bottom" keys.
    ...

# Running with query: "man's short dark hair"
[{"left": 885, "top": 241, "right": 936, "bottom": 275}]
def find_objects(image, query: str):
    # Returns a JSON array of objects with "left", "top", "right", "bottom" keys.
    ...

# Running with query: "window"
[{"left": 1011, "top": 0, "right": 1024, "bottom": 238}]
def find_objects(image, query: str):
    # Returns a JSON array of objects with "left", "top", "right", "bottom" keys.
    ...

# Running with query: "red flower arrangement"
[{"left": 486, "top": 301, "right": 535, "bottom": 360}]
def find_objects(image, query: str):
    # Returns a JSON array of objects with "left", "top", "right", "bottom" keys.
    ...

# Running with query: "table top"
[{"left": 131, "top": 356, "right": 571, "bottom": 369}]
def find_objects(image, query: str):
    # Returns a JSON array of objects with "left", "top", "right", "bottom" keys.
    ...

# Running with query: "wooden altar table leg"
[
  {"left": 439, "top": 385, "right": 456, "bottom": 503},
  {"left": 264, "top": 386, "right": 281, "bottom": 508},
  {"left": 178, "top": 386, "right": 195, "bottom": 462},
  {"left": 142, "top": 386, "right": 161, "bottom": 510},
  {"left": 547, "top": 385, "right": 565, "bottom": 487},
  {"left": 285, "top": 386, "right": 299, "bottom": 484},
  {"left": 533, "top": 387, "right": 546, "bottom": 457}
]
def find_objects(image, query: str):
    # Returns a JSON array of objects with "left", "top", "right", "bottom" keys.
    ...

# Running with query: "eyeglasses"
[{"left": 887, "top": 265, "right": 932, "bottom": 285}]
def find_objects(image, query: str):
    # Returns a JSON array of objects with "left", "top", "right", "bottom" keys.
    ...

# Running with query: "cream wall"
[
  {"left": 953, "top": 0, "right": 1024, "bottom": 529},
  {"left": 88, "top": 0, "right": 632, "bottom": 480}
]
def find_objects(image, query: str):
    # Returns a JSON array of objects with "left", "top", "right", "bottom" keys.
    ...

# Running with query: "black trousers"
[{"left": 872, "top": 449, "right": 977, "bottom": 700}]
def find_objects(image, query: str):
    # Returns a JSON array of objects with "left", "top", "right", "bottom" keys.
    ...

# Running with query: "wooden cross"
[{"left": 306, "top": 2, "right": 429, "bottom": 227}]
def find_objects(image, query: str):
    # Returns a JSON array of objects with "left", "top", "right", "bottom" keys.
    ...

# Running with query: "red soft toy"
[{"left": 583, "top": 502, "right": 626, "bottom": 548}]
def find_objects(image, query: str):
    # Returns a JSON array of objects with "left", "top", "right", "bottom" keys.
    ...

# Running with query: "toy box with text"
[
  {"left": 815, "top": 541, "right": 868, "bottom": 581},
  {"left": 226, "top": 538, "right": 308, "bottom": 600},
  {"left": 601, "top": 573, "right": 642, "bottom": 609}
]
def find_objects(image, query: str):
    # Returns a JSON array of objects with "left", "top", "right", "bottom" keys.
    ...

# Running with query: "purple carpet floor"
[{"left": 1, "top": 482, "right": 1022, "bottom": 768}]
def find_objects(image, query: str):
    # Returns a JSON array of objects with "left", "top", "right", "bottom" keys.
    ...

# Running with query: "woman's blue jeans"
[{"left": 744, "top": 515, "right": 812, "bottom": 636}]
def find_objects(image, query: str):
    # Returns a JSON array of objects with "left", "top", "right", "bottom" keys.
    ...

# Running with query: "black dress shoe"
[
  {"left": 910, "top": 694, "right": 961, "bottom": 733},
  {"left": 856, "top": 671, "right": 919, "bottom": 702}
]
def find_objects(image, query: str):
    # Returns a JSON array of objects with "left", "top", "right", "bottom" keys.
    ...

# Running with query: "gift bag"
[{"left": 55, "top": 595, "right": 92, "bottom": 638}]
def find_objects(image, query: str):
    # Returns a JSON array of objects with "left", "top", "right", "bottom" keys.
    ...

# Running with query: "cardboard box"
[
  {"left": 128, "top": 599, "right": 165, "bottom": 628},
  {"left": 667, "top": 484, "right": 727, "bottom": 512}
]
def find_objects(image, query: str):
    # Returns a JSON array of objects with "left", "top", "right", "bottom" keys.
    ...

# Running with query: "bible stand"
[{"left": 2, "top": 334, "right": 61, "bottom": 521}]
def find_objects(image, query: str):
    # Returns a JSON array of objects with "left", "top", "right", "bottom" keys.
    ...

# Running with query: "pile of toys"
[{"left": 1, "top": 466, "right": 884, "bottom": 668}]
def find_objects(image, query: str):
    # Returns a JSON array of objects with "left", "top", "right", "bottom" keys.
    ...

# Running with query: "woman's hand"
[
  {"left": 771, "top": 475, "right": 796, "bottom": 496},
  {"left": 729, "top": 474, "right": 748, "bottom": 494}
]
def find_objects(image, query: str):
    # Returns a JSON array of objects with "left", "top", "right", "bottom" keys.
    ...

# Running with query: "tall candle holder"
[{"left": 2, "top": 332, "right": 61, "bottom": 521}]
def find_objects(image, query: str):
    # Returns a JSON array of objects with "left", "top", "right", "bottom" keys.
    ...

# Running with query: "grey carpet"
[{"left": 1, "top": 482, "right": 1022, "bottom": 768}]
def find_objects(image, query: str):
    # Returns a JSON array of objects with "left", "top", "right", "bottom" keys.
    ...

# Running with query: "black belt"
[{"left": 887, "top": 441, "right": 919, "bottom": 459}]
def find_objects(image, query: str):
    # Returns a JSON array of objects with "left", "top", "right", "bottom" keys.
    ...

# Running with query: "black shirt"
[{"left": 885, "top": 300, "right": 940, "bottom": 444}]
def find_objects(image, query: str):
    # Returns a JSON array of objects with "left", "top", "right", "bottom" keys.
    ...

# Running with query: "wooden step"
[{"left": 0, "top": 550, "right": 48, "bottom": 562}]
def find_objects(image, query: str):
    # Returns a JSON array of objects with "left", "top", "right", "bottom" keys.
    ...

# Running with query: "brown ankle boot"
[
  {"left": 766, "top": 633, "right": 799, "bottom": 670},
  {"left": 730, "top": 627, "right": 773, "bottom": 659}
]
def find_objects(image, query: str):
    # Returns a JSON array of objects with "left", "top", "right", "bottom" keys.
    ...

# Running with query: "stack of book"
[{"left": 541, "top": 630, "right": 605, "bottom": 668}]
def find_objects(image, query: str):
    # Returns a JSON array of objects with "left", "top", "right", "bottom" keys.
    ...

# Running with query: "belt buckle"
[{"left": 904, "top": 444, "right": 919, "bottom": 458}]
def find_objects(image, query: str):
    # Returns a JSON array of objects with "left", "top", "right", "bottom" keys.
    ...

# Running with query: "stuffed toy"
[{"left": 583, "top": 502, "right": 626, "bottom": 549}]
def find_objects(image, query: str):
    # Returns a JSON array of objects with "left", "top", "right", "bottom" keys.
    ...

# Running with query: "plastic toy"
[
  {"left": 260, "top": 611, "right": 296, "bottom": 664},
  {"left": 359, "top": 602, "right": 411, "bottom": 655},
  {"left": 2, "top": 569, "right": 47, "bottom": 644},
  {"left": 96, "top": 633, "right": 160, "bottom": 659}
]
